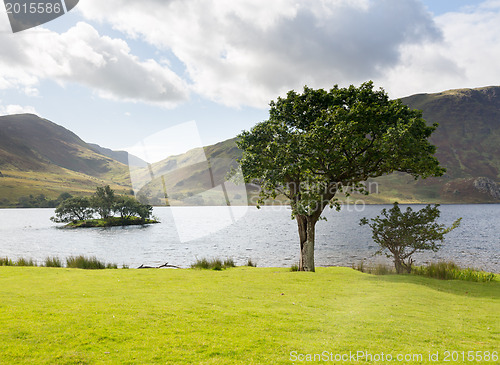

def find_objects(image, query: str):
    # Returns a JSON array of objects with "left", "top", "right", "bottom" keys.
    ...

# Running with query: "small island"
[{"left": 51, "top": 185, "right": 159, "bottom": 228}]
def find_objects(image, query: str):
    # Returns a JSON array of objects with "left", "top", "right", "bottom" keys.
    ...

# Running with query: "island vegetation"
[{"left": 50, "top": 185, "right": 158, "bottom": 227}]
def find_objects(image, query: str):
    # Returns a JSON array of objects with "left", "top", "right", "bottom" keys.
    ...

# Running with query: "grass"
[
  {"left": 191, "top": 257, "right": 237, "bottom": 270},
  {"left": 0, "top": 256, "right": 118, "bottom": 270},
  {"left": 412, "top": 261, "right": 496, "bottom": 282},
  {"left": 0, "top": 267, "right": 497, "bottom": 364},
  {"left": 353, "top": 261, "right": 395, "bottom": 275},
  {"left": 44, "top": 256, "right": 63, "bottom": 268},
  {"left": 66, "top": 255, "right": 117, "bottom": 270}
]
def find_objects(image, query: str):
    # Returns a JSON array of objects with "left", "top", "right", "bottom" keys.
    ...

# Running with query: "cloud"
[
  {"left": 78, "top": 0, "right": 442, "bottom": 106},
  {"left": 0, "top": 20, "right": 189, "bottom": 107},
  {"left": 0, "top": 103, "right": 38, "bottom": 115},
  {"left": 379, "top": 0, "right": 500, "bottom": 97}
]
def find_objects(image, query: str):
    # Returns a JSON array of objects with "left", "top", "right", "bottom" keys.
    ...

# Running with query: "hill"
[
  {"left": 374, "top": 86, "right": 500, "bottom": 203},
  {"left": 133, "top": 86, "right": 500, "bottom": 204},
  {"left": 0, "top": 114, "right": 132, "bottom": 206}
]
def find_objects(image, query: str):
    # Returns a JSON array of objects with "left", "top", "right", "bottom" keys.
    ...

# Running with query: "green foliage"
[
  {"left": 50, "top": 196, "right": 93, "bottom": 223},
  {"left": 50, "top": 185, "right": 154, "bottom": 225},
  {"left": 290, "top": 264, "right": 299, "bottom": 272},
  {"left": 66, "top": 255, "right": 107, "bottom": 270},
  {"left": 92, "top": 185, "right": 115, "bottom": 219},
  {"left": 15, "top": 258, "right": 36, "bottom": 267},
  {"left": 360, "top": 203, "right": 461, "bottom": 273},
  {"left": 412, "top": 261, "right": 496, "bottom": 282},
  {"left": 237, "top": 82, "right": 444, "bottom": 216},
  {"left": 237, "top": 82, "right": 444, "bottom": 271},
  {"left": 0, "top": 257, "right": 14, "bottom": 266},
  {"left": 190, "top": 257, "right": 236, "bottom": 270},
  {"left": 246, "top": 258, "right": 257, "bottom": 267},
  {"left": 44, "top": 257, "right": 63, "bottom": 268}
]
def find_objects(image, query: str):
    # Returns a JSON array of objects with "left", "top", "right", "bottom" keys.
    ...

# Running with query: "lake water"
[{"left": 0, "top": 205, "right": 499, "bottom": 272}]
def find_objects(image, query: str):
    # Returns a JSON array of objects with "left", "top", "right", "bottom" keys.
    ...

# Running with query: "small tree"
[
  {"left": 51, "top": 196, "right": 94, "bottom": 223},
  {"left": 360, "top": 203, "right": 461, "bottom": 273}
]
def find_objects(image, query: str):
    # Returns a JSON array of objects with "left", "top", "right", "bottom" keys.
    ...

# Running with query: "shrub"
[
  {"left": 44, "top": 257, "right": 63, "bottom": 268},
  {"left": 0, "top": 257, "right": 14, "bottom": 266},
  {"left": 223, "top": 258, "right": 236, "bottom": 268},
  {"left": 290, "top": 264, "right": 299, "bottom": 272},
  {"left": 16, "top": 258, "right": 36, "bottom": 267},
  {"left": 191, "top": 258, "right": 235, "bottom": 270},
  {"left": 412, "top": 261, "right": 496, "bottom": 282},
  {"left": 246, "top": 259, "right": 257, "bottom": 267},
  {"left": 66, "top": 255, "right": 106, "bottom": 270}
]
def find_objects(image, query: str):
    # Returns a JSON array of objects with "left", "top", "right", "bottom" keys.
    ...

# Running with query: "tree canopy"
[
  {"left": 51, "top": 186, "right": 154, "bottom": 226},
  {"left": 237, "top": 82, "right": 444, "bottom": 271}
]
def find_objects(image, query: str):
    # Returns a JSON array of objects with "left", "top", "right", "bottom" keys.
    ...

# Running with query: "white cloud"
[
  {"left": 0, "top": 19, "right": 189, "bottom": 107},
  {"left": 379, "top": 0, "right": 500, "bottom": 97},
  {"left": 0, "top": 103, "right": 38, "bottom": 115},
  {"left": 78, "top": 0, "right": 442, "bottom": 106}
]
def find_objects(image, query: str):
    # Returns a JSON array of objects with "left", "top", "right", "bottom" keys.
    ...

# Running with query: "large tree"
[{"left": 237, "top": 82, "right": 444, "bottom": 271}]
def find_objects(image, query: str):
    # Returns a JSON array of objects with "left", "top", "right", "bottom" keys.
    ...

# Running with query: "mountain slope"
[
  {"left": 402, "top": 86, "right": 500, "bottom": 180},
  {"left": 0, "top": 114, "right": 132, "bottom": 205},
  {"left": 88, "top": 143, "right": 148, "bottom": 168}
]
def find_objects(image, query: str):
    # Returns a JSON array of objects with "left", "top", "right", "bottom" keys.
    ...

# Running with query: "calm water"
[{"left": 0, "top": 205, "right": 499, "bottom": 272}]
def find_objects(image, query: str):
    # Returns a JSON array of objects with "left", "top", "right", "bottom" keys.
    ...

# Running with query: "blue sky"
[{"left": 0, "top": 0, "right": 498, "bottom": 162}]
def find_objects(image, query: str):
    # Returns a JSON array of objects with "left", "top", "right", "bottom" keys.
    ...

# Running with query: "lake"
[{"left": 0, "top": 204, "right": 499, "bottom": 272}]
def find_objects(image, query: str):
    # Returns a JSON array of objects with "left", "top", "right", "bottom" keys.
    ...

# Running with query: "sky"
[{"left": 0, "top": 0, "right": 498, "bottom": 162}]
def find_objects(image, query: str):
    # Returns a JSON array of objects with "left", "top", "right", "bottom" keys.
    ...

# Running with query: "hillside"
[
  {"left": 381, "top": 86, "right": 500, "bottom": 203},
  {"left": 134, "top": 86, "right": 500, "bottom": 205},
  {"left": 0, "top": 114, "right": 132, "bottom": 206}
]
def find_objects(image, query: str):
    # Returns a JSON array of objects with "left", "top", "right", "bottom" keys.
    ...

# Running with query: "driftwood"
[{"left": 137, "top": 262, "right": 181, "bottom": 269}]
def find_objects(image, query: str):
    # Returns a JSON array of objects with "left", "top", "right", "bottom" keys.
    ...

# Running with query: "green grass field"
[{"left": 0, "top": 267, "right": 498, "bottom": 364}]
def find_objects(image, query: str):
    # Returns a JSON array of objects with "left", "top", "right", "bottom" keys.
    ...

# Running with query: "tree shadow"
[{"left": 362, "top": 272, "right": 500, "bottom": 300}]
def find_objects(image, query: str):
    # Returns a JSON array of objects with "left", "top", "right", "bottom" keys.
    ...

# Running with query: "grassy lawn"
[{"left": 0, "top": 267, "right": 498, "bottom": 364}]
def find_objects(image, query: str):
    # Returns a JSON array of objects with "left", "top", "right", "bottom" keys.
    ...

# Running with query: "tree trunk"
[{"left": 296, "top": 214, "right": 318, "bottom": 272}]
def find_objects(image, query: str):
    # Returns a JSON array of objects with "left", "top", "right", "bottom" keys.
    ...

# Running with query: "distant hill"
[
  {"left": 1, "top": 86, "right": 499, "bottom": 206},
  {"left": 0, "top": 114, "right": 132, "bottom": 206},
  {"left": 88, "top": 143, "right": 148, "bottom": 168}
]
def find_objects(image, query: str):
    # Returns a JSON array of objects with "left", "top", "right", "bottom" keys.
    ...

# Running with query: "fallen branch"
[{"left": 137, "top": 262, "right": 181, "bottom": 269}]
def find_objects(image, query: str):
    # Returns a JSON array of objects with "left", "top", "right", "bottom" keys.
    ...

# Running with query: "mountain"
[
  {"left": 389, "top": 86, "right": 500, "bottom": 203},
  {"left": 0, "top": 114, "right": 132, "bottom": 205},
  {"left": 88, "top": 143, "right": 148, "bottom": 168},
  {"left": 134, "top": 86, "right": 500, "bottom": 205},
  {"left": 1, "top": 86, "right": 499, "bottom": 207}
]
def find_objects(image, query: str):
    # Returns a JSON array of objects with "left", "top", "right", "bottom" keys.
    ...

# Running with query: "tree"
[
  {"left": 360, "top": 203, "right": 461, "bottom": 273},
  {"left": 92, "top": 185, "right": 115, "bottom": 219},
  {"left": 113, "top": 196, "right": 153, "bottom": 220},
  {"left": 51, "top": 196, "right": 93, "bottom": 223},
  {"left": 237, "top": 82, "right": 444, "bottom": 271}
]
